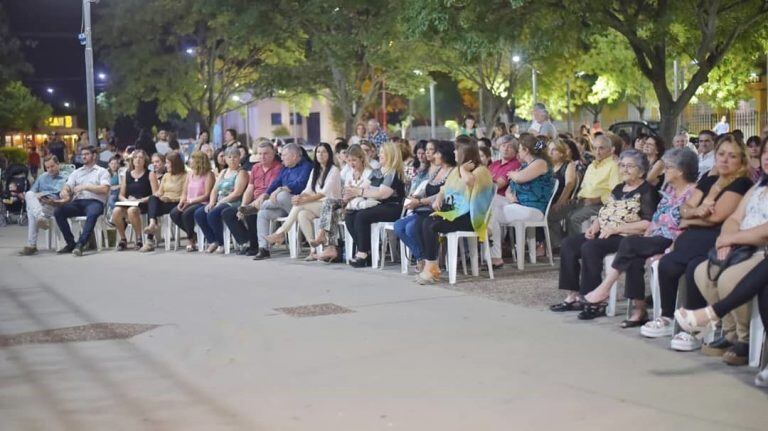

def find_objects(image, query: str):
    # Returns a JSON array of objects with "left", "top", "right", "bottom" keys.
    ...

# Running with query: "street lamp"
[
  {"left": 97, "top": 72, "right": 107, "bottom": 81},
  {"left": 46, "top": 87, "right": 54, "bottom": 94},
  {"left": 511, "top": 54, "right": 537, "bottom": 105},
  {"left": 63, "top": 102, "right": 71, "bottom": 108},
  {"left": 185, "top": 47, "right": 196, "bottom": 56}
]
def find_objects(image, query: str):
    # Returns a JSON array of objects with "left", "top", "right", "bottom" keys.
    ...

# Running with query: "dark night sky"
[{"left": 5, "top": 0, "right": 94, "bottom": 114}]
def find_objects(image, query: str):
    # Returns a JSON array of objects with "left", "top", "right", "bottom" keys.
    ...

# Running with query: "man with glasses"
[
  {"left": 697, "top": 130, "right": 716, "bottom": 178},
  {"left": 548, "top": 134, "right": 620, "bottom": 247},
  {"left": 53, "top": 146, "right": 111, "bottom": 256}
]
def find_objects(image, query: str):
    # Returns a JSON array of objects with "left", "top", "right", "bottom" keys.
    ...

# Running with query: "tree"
[
  {"left": 0, "top": 81, "right": 53, "bottom": 131},
  {"left": 554, "top": 0, "right": 768, "bottom": 143},
  {"left": 96, "top": 0, "right": 304, "bottom": 130},
  {"left": 0, "top": 5, "right": 32, "bottom": 87},
  {"left": 294, "top": 0, "right": 435, "bottom": 136}
]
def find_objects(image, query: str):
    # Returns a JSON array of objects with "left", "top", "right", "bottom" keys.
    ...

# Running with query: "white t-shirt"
[
  {"left": 66, "top": 164, "right": 111, "bottom": 203},
  {"left": 698, "top": 151, "right": 715, "bottom": 178},
  {"left": 155, "top": 140, "right": 171, "bottom": 155}
]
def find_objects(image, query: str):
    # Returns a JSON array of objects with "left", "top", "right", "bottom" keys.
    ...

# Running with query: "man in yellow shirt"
[{"left": 549, "top": 134, "right": 620, "bottom": 246}]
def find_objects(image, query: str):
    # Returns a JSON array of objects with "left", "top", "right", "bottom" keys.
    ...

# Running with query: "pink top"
[
  {"left": 186, "top": 174, "right": 207, "bottom": 200},
  {"left": 489, "top": 157, "right": 521, "bottom": 195}
]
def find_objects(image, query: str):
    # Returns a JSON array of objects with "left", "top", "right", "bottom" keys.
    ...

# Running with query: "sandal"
[
  {"left": 674, "top": 306, "right": 718, "bottom": 339},
  {"left": 550, "top": 299, "right": 584, "bottom": 312},
  {"left": 620, "top": 317, "right": 649, "bottom": 328},
  {"left": 577, "top": 301, "right": 608, "bottom": 320},
  {"left": 186, "top": 244, "right": 197, "bottom": 252}
]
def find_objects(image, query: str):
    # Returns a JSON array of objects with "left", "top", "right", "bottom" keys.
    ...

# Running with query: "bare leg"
[
  {"left": 127, "top": 207, "right": 143, "bottom": 244},
  {"left": 584, "top": 266, "right": 621, "bottom": 303},
  {"left": 112, "top": 207, "right": 127, "bottom": 241}
]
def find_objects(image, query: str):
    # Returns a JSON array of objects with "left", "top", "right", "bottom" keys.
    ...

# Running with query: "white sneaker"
[
  {"left": 670, "top": 332, "right": 701, "bottom": 351},
  {"left": 755, "top": 368, "right": 768, "bottom": 387},
  {"left": 640, "top": 317, "right": 674, "bottom": 338}
]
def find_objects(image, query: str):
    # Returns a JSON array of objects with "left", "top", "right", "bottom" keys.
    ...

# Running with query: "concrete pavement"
[{"left": 0, "top": 225, "right": 766, "bottom": 430}]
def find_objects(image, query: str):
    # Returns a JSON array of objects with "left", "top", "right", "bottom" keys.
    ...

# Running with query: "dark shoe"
[
  {"left": 481, "top": 262, "right": 504, "bottom": 271},
  {"left": 577, "top": 301, "right": 607, "bottom": 320},
  {"left": 550, "top": 300, "right": 584, "bottom": 312},
  {"left": 72, "top": 244, "right": 84, "bottom": 257},
  {"left": 349, "top": 255, "right": 372, "bottom": 268},
  {"left": 236, "top": 246, "right": 251, "bottom": 256},
  {"left": 244, "top": 247, "right": 259, "bottom": 256},
  {"left": 117, "top": 240, "right": 128, "bottom": 251},
  {"left": 620, "top": 317, "right": 649, "bottom": 328},
  {"left": 701, "top": 335, "right": 734, "bottom": 357},
  {"left": 252, "top": 248, "right": 271, "bottom": 260},
  {"left": 722, "top": 342, "right": 749, "bottom": 366},
  {"left": 57, "top": 244, "right": 75, "bottom": 254}
]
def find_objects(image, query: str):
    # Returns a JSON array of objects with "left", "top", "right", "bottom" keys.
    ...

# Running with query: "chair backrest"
[
  {"left": 543, "top": 179, "right": 559, "bottom": 218},
  {"left": 570, "top": 173, "right": 581, "bottom": 200}
]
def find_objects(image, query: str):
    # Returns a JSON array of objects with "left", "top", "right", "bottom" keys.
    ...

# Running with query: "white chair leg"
[
  {"left": 447, "top": 235, "right": 459, "bottom": 284},
  {"left": 223, "top": 225, "right": 231, "bottom": 254},
  {"left": 343, "top": 224, "right": 354, "bottom": 264},
  {"left": 649, "top": 259, "right": 662, "bottom": 321},
  {"left": 400, "top": 240, "right": 409, "bottom": 274},
  {"left": 370, "top": 223, "right": 381, "bottom": 269},
  {"left": 483, "top": 235, "right": 494, "bottom": 279},
  {"left": 196, "top": 225, "right": 205, "bottom": 251},
  {"left": 458, "top": 238, "right": 468, "bottom": 275},
  {"left": 468, "top": 237, "right": 479, "bottom": 276},
  {"left": 288, "top": 223, "right": 299, "bottom": 258},
  {"left": 749, "top": 299, "right": 765, "bottom": 367},
  {"left": 514, "top": 224, "right": 525, "bottom": 270},
  {"left": 526, "top": 228, "right": 537, "bottom": 264}
]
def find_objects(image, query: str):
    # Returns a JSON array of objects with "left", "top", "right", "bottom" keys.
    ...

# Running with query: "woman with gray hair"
[
  {"left": 564, "top": 149, "right": 698, "bottom": 327},
  {"left": 550, "top": 149, "right": 660, "bottom": 320}
]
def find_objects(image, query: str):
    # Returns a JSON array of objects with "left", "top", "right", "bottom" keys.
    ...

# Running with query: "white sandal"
[{"left": 674, "top": 306, "right": 718, "bottom": 338}]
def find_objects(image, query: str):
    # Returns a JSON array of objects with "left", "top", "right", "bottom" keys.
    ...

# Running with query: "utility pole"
[
  {"left": 566, "top": 79, "right": 572, "bottom": 134},
  {"left": 531, "top": 67, "right": 538, "bottom": 105},
  {"left": 429, "top": 81, "right": 436, "bottom": 139},
  {"left": 82, "top": 0, "right": 98, "bottom": 147}
]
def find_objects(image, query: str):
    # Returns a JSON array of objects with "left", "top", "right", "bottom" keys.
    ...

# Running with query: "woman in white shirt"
[{"left": 265, "top": 142, "right": 341, "bottom": 260}]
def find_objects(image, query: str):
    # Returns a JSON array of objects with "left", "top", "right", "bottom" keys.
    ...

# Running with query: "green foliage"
[
  {"left": 0, "top": 5, "right": 32, "bottom": 87},
  {"left": 272, "top": 125, "right": 290, "bottom": 137},
  {"left": 96, "top": 0, "right": 304, "bottom": 129},
  {"left": 0, "top": 147, "right": 28, "bottom": 165},
  {"left": 0, "top": 81, "right": 53, "bottom": 131}
]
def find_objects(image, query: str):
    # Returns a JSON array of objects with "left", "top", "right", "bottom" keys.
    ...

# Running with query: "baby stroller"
[{"left": 1, "top": 164, "right": 30, "bottom": 226}]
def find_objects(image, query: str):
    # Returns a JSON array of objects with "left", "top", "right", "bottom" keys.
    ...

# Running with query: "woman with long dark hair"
[{"left": 265, "top": 143, "right": 341, "bottom": 260}]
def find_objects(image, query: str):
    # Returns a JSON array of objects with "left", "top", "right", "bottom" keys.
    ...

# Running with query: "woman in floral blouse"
[
  {"left": 562, "top": 148, "right": 699, "bottom": 327},
  {"left": 550, "top": 149, "right": 659, "bottom": 320}
]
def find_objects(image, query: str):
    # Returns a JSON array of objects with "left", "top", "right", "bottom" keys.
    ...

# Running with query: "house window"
[
  {"left": 271, "top": 113, "right": 282, "bottom": 125},
  {"left": 289, "top": 113, "right": 303, "bottom": 125}
]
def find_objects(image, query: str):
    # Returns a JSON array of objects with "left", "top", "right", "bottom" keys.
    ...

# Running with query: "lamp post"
[
  {"left": 82, "top": 0, "right": 98, "bottom": 147},
  {"left": 429, "top": 81, "right": 436, "bottom": 139},
  {"left": 512, "top": 55, "right": 537, "bottom": 105}
]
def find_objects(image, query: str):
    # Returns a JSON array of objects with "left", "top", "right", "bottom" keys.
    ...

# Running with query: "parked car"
[{"left": 609, "top": 121, "right": 660, "bottom": 143}]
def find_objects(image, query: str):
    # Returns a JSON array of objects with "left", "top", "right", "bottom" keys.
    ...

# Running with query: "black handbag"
[{"left": 707, "top": 245, "right": 758, "bottom": 282}]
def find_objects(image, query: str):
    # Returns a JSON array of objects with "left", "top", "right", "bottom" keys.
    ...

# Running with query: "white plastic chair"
[
  {"left": 603, "top": 254, "right": 623, "bottom": 317},
  {"left": 441, "top": 189, "right": 496, "bottom": 285},
  {"left": 44, "top": 217, "right": 60, "bottom": 250},
  {"left": 505, "top": 179, "right": 559, "bottom": 270},
  {"left": 749, "top": 298, "right": 765, "bottom": 368},
  {"left": 269, "top": 216, "right": 299, "bottom": 258},
  {"left": 69, "top": 214, "right": 108, "bottom": 251},
  {"left": 160, "top": 214, "right": 180, "bottom": 251},
  {"left": 374, "top": 207, "right": 406, "bottom": 269},
  {"left": 648, "top": 258, "right": 663, "bottom": 320}
]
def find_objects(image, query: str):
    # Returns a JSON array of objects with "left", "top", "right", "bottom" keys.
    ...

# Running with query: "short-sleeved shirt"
[
  {"left": 66, "top": 164, "right": 111, "bottom": 203},
  {"left": 250, "top": 162, "right": 283, "bottom": 199},
  {"left": 597, "top": 181, "right": 659, "bottom": 231},
  {"left": 578, "top": 157, "right": 621, "bottom": 203},
  {"left": 696, "top": 175, "right": 753, "bottom": 200},
  {"left": 369, "top": 169, "right": 405, "bottom": 205},
  {"left": 489, "top": 158, "right": 521, "bottom": 195}
]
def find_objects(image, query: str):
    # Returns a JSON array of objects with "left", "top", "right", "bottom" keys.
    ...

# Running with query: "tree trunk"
[{"left": 658, "top": 105, "right": 680, "bottom": 147}]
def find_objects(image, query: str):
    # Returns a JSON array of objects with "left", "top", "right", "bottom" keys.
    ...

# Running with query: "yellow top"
[
  {"left": 158, "top": 173, "right": 187, "bottom": 201},
  {"left": 577, "top": 157, "right": 620, "bottom": 203}
]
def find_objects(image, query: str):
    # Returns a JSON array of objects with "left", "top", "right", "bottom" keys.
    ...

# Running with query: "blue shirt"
[
  {"left": 30, "top": 172, "right": 66, "bottom": 196},
  {"left": 266, "top": 158, "right": 313, "bottom": 195}
]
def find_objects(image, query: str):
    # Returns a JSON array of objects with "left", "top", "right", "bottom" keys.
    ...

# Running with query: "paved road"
[{"left": 0, "top": 226, "right": 766, "bottom": 430}]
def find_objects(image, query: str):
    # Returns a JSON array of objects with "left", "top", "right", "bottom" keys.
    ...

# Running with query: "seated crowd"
[{"left": 16, "top": 119, "right": 768, "bottom": 387}]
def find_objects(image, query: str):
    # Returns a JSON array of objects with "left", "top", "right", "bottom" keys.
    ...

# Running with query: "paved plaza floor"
[{"left": 0, "top": 225, "right": 766, "bottom": 430}]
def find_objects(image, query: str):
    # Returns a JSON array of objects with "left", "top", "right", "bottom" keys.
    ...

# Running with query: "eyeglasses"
[{"left": 618, "top": 163, "right": 638, "bottom": 170}]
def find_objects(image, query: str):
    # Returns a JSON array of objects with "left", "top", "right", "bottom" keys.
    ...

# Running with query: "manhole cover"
[
  {"left": 0, "top": 323, "right": 161, "bottom": 347},
  {"left": 274, "top": 303, "right": 354, "bottom": 318}
]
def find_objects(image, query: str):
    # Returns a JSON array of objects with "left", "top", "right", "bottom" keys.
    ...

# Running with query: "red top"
[
  {"left": 28, "top": 151, "right": 40, "bottom": 168},
  {"left": 250, "top": 161, "right": 283, "bottom": 198},
  {"left": 489, "top": 157, "right": 521, "bottom": 195}
]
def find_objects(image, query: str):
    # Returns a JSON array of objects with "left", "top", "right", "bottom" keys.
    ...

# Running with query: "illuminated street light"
[
  {"left": 512, "top": 55, "right": 521, "bottom": 63},
  {"left": 46, "top": 87, "right": 54, "bottom": 94},
  {"left": 231, "top": 95, "right": 241, "bottom": 102},
  {"left": 63, "top": 102, "right": 71, "bottom": 108},
  {"left": 97, "top": 72, "right": 107, "bottom": 80},
  {"left": 185, "top": 47, "right": 195, "bottom": 56}
]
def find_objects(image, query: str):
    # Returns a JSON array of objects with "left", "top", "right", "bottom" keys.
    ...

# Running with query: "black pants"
[
  {"left": 169, "top": 203, "right": 202, "bottom": 240},
  {"left": 658, "top": 228, "right": 718, "bottom": 318},
  {"left": 612, "top": 235, "right": 673, "bottom": 300},
  {"left": 345, "top": 203, "right": 402, "bottom": 254},
  {"left": 713, "top": 258, "right": 768, "bottom": 329},
  {"left": 559, "top": 233, "right": 623, "bottom": 295},
  {"left": 147, "top": 196, "right": 178, "bottom": 221},
  {"left": 420, "top": 213, "right": 473, "bottom": 261},
  {"left": 221, "top": 205, "right": 258, "bottom": 248}
]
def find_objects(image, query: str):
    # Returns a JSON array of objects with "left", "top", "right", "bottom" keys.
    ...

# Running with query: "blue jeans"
[
  {"left": 194, "top": 204, "right": 230, "bottom": 245},
  {"left": 54, "top": 199, "right": 105, "bottom": 247},
  {"left": 394, "top": 213, "right": 426, "bottom": 261}
]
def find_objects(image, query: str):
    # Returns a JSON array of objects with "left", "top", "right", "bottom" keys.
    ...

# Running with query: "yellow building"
[{"left": 2, "top": 115, "right": 83, "bottom": 152}]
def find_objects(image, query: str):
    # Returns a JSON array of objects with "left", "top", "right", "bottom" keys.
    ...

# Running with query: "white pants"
[
  {"left": 489, "top": 196, "right": 544, "bottom": 259},
  {"left": 25, "top": 191, "right": 54, "bottom": 247}
]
